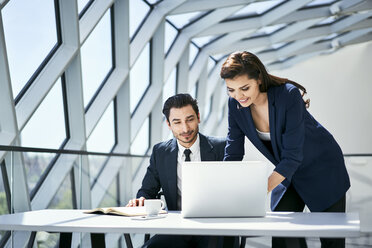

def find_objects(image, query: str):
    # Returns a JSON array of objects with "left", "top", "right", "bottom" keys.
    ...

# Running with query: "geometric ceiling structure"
[{"left": 0, "top": 0, "right": 372, "bottom": 247}]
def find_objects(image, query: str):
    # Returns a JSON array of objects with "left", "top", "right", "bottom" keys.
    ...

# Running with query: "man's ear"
[
  {"left": 197, "top": 113, "right": 201, "bottom": 123},
  {"left": 166, "top": 120, "right": 171, "bottom": 129}
]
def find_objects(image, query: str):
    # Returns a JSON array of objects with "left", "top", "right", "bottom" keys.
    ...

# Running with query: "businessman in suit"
[{"left": 127, "top": 93, "right": 228, "bottom": 248}]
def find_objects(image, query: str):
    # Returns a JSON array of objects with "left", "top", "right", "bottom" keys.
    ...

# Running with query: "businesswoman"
[{"left": 220, "top": 51, "right": 350, "bottom": 248}]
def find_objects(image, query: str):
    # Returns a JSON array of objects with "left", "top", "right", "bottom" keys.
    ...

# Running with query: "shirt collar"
[{"left": 177, "top": 133, "right": 200, "bottom": 155}]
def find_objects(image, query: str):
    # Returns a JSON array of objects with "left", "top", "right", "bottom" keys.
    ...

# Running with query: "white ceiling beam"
[
  {"left": 170, "top": 0, "right": 255, "bottom": 14},
  {"left": 164, "top": 5, "right": 244, "bottom": 82},
  {"left": 197, "top": 0, "right": 372, "bottom": 37},
  {"left": 130, "top": 0, "right": 186, "bottom": 67}
]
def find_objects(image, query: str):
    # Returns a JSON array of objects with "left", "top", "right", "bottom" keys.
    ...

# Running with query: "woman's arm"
[
  {"left": 224, "top": 98, "right": 245, "bottom": 161},
  {"left": 273, "top": 85, "right": 306, "bottom": 183}
]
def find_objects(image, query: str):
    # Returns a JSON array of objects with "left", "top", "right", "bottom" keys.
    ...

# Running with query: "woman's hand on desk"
[
  {"left": 126, "top": 197, "right": 146, "bottom": 207},
  {"left": 268, "top": 171, "right": 285, "bottom": 193}
]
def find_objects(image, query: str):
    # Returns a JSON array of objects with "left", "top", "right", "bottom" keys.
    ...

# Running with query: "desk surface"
[{"left": 0, "top": 210, "right": 360, "bottom": 238}]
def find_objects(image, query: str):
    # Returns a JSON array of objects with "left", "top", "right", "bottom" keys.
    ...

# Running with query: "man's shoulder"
[
  {"left": 153, "top": 138, "right": 175, "bottom": 152},
  {"left": 200, "top": 133, "right": 226, "bottom": 146}
]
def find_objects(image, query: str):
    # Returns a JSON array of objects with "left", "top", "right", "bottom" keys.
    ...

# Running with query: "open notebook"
[{"left": 84, "top": 206, "right": 167, "bottom": 217}]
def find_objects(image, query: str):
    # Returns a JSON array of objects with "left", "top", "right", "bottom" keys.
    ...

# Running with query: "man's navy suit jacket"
[
  {"left": 137, "top": 133, "right": 226, "bottom": 210},
  {"left": 224, "top": 83, "right": 350, "bottom": 212}
]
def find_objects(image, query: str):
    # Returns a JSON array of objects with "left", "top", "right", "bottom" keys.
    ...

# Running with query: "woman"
[{"left": 220, "top": 51, "right": 350, "bottom": 248}]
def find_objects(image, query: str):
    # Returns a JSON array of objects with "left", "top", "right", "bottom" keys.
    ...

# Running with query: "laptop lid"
[{"left": 181, "top": 161, "right": 268, "bottom": 218}]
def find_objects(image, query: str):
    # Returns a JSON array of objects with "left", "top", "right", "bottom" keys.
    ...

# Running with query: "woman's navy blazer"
[{"left": 224, "top": 83, "right": 350, "bottom": 212}]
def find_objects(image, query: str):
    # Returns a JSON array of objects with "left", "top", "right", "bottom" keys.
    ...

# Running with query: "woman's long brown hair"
[{"left": 220, "top": 51, "right": 310, "bottom": 108}]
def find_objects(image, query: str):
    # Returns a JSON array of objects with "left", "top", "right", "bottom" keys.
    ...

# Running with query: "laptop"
[{"left": 181, "top": 161, "right": 268, "bottom": 218}]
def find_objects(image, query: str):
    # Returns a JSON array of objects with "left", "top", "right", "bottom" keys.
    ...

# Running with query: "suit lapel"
[
  {"left": 268, "top": 89, "right": 280, "bottom": 162},
  {"left": 239, "top": 104, "right": 277, "bottom": 165},
  {"left": 166, "top": 138, "right": 178, "bottom": 209}
]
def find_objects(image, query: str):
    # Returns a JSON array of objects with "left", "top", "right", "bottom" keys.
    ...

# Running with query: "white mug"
[{"left": 144, "top": 199, "right": 164, "bottom": 216}]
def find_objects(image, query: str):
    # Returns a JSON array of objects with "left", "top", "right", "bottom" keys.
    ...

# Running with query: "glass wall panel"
[
  {"left": 81, "top": 9, "right": 113, "bottom": 107},
  {"left": 86, "top": 102, "right": 115, "bottom": 184},
  {"left": 130, "top": 0, "right": 150, "bottom": 39},
  {"left": 98, "top": 174, "right": 118, "bottom": 208},
  {"left": 203, "top": 95, "right": 212, "bottom": 121},
  {"left": 207, "top": 56, "right": 216, "bottom": 75},
  {"left": 130, "top": 118, "right": 149, "bottom": 155},
  {"left": 163, "top": 68, "right": 176, "bottom": 105},
  {"left": 191, "top": 82, "right": 198, "bottom": 99},
  {"left": 86, "top": 102, "right": 115, "bottom": 153},
  {"left": 189, "top": 43, "right": 199, "bottom": 66},
  {"left": 0, "top": 163, "right": 9, "bottom": 241},
  {"left": 89, "top": 155, "right": 108, "bottom": 186},
  {"left": 48, "top": 170, "right": 73, "bottom": 209},
  {"left": 130, "top": 43, "right": 150, "bottom": 114},
  {"left": 164, "top": 21, "right": 178, "bottom": 55},
  {"left": 77, "top": 0, "right": 92, "bottom": 14},
  {"left": 33, "top": 171, "right": 73, "bottom": 248},
  {"left": 192, "top": 35, "right": 217, "bottom": 48},
  {"left": 167, "top": 11, "right": 205, "bottom": 29},
  {"left": 2, "top": 0, "right": 58, "bottom": 98},
  {"left": 24, "top": 152, "right": 55, "bottom": 195},
  {"left": 21, "top": 79, "right": 66, "bottom": 149}
]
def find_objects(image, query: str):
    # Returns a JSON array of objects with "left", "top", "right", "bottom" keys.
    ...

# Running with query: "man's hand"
[{"left": 126, "top": 197, "right": 145, "bottom": 207}]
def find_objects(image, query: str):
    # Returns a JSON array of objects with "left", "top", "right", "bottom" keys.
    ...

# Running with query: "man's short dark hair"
[{"left": 162, "top": 94, "right": 199, "bottom": 122}]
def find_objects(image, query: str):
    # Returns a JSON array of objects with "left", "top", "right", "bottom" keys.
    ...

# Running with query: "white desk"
[{"left": 0, "top": 209, "right": 361, "bottom": 247}]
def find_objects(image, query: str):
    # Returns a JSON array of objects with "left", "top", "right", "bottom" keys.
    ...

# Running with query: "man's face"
[{"left": 167, "top": 105, "right": 200, "bottom": 148}]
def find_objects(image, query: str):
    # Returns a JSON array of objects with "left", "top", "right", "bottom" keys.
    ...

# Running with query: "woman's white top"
[{"left": 256, "top": 129, "right": 271, "bottom": 141}]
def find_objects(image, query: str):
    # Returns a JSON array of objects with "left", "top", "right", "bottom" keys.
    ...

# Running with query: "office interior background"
[{"left": 0, "top": 0, "right": 371, "bottom": 247}]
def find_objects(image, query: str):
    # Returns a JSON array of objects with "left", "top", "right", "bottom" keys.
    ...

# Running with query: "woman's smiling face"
[{"left": 225, "top": 74, "right": 262, "bottom": 108}]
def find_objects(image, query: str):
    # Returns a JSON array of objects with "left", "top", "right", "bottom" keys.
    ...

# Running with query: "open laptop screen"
[{"left": 181, "top": 161, "right": 268, "bottom": 218}]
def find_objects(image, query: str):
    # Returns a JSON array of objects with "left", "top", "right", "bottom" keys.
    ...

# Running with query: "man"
[{"left": 127, "top": 93, "right": 226, "bottom": 248}]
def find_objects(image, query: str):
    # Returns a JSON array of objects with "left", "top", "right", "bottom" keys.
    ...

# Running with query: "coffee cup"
[{"left": 144, "top": 199, "right": 164, "bottom": 216}]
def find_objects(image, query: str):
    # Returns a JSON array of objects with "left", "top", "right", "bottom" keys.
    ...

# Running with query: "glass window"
[
  {"left": 2, "top": 0, "right": 58, "bottom": 98},
  {"left": 88, "top": 154, "right": 108, "bottom": 186},
  {"left": 211, "top": 53, "right": 227, "bottom": 62},
  {"left": 0, "top": 163, "right": 9, "bottom": 240},
  {"left": 21, "top": 79, "right": 66, "bottom": 149},
  {"left": 207, "top": 56, "right": 216, "bottom": 75},
  {"left": 130, "top": 43, "right": 150, "bottom": 114},
  {"left": 24, "top": 152, "right": 56, "bottom": 195},
  {"left": 255, "top": 24, "right": 286, "bottom": 35},
  {"left": 81, "top": 9, "right": 113, "bottom": 108},
  {"left": 130, "top": 0, "right": 150, "bottom": 39},
  {"left": 130, "top": 117, "right": 149, "bottom": 155},
  {"left": 190, "top": 82, "right": 198, "bottom": 99},
  {"left": 163, "top": 68, "right": 176, "bottom": 105},
  {"left": 167, "top": 11, "right": 206, "bottom": 29},
  {"left": 32, "top": 172, "right": 74, "bottom": 248},
  {"left": 164, "top": 21, "right": 178, "bottom": 55},
  {"left": 189, "top": 43, "right": 199, "bottom": 66},
  {"left": 86, "top": 102, "right": 115, "bottom": 153},
  {"left": 77, "top": 0, "right": 92, "bottom": 14},
  {"left": 192, "top": 35, "right": 217, "bottom": 48},
  {"left": 204, "top": 95, "right": 213, "bottom": 121},
  {"left": 48, "top": 171, "right": 73, "bottom": 209},
  {"left": 86, "top": 102, "right": 115, "bottom": 185},
  {"left": 98, "top": 174, "right": 118, "bottom": 208}
]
